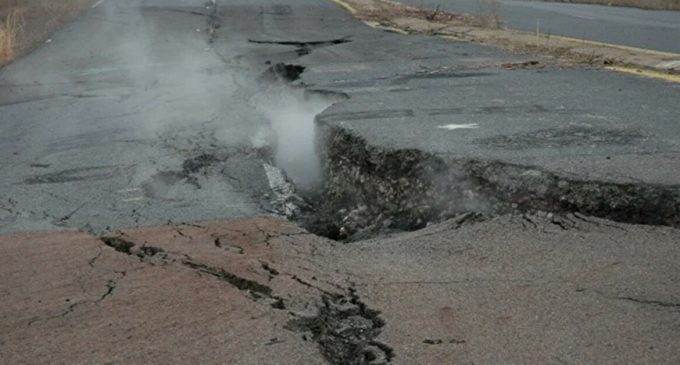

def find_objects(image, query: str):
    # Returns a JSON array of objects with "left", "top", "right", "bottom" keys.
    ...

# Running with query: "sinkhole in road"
[{"left": 261, "top": 64, "right": 680, "bottom": 242}]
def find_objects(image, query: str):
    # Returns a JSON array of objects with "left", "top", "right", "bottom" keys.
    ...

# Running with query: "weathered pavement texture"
[
  {"left": 1, "top": 0, "right": 680, "bottom": 233},
  {"left": 1, "top": 215, "right": 679, "bottom": 363},
  {"left": 0, "top": 0, "right": 277, "bottom": 234},
  {"left": 1, "top": 0, "right": 680, "bottom": 363}
]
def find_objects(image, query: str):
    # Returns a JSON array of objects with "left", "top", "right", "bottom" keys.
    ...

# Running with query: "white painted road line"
[
  {"left": 437, "top": 123, "right": 479, "bottom": 130},
  {"left": 92, "top": 0, "right": 105, "bottom": 8},
  {"left": 122, "top": 197, "right": 145, "bottom": 202}
]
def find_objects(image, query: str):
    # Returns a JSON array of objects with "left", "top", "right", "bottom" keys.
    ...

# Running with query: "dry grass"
[
  {"left": 534, "top": 0, "right": 680, "bottom": 11},
  {"left": 0, "top": 0, "right": 92, "bottom": 66},
  {"left": 0, "top": 8, "right": 20, "bottom": 63}
]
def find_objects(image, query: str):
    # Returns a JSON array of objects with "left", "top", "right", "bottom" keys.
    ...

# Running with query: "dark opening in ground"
[
  {"left": 261, "top": 62, "right": 306, "bottom": 82},
  {"left": 251, "top": 48, "right": 680, "bottom": 244}
]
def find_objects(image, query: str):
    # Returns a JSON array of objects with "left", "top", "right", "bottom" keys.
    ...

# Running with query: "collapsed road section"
[
  {"left": 200, "top": 0, "right": 680, "bottom": 243},
  {"left": 300, "top": 125, "right": 680, "bottom": 240},
  {"left": 231, "top": 12, "right": 680, "bottom": 242},
  {"left": 2, "top": 0, "right": 680, "bottom": 363},
  {"left": 258, "top": 63, "right": 680, "bottom": 241}
]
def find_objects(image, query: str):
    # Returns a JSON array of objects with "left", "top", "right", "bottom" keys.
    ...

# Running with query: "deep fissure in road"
[
  {"left": 259, "top": 66, "right": 680, "bottom": 242},
  {"left": 249, "top": 37, "right": 351, "bottom": 57},
  {"left": 180, "top": 2, "right": 680, "bottom": 242},
  {"left": 285, "top": 289, "right": 394, "bottom": 365},
  {"left": 99, "top": 232, "right": 394, "bottom": 364},
  {"left": 294, "top": 122, "right": 680, "bottom": 241}
]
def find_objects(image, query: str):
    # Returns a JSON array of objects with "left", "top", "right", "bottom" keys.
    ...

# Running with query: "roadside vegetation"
[
  {"left": 534, "top": 0, "right": 680, "bottom": 11},
  {"left": 0, "top": 0, "right": 92, "bottom": 66},
  {"left": 0, "top": 7, "right": 18, "bottom": 63}
]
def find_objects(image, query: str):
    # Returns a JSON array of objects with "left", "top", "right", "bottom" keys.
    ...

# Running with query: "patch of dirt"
[{"left": 333, "top": 0, "right": 680, "bottom": 73}]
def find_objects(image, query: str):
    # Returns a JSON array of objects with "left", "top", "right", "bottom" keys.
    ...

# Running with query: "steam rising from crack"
[
  {"left": 88, "top": 1, "right": 342, "bottom": 199},
  {"left": 253, "top": 85, "right": 336, "bottom": 189}
]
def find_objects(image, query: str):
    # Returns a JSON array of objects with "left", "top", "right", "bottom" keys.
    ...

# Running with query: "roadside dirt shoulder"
[{"left": 331, "top": 0, "right": 680, "bottom": 78}]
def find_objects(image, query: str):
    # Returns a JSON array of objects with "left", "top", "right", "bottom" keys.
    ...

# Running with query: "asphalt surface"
[
  {"left": 0, "top": 0, "right": 303, "bottom": 234},
  {"left": 1, "top": 0, "right": 680, "bottom": 363},
  {"left": 2, "top": 215, "right": 679, "bottom": 363},
  {"left": 399, "top": 0, "right": 680, "bottom": 53},
  {"left": 2, "top": 0, "right": 679, "bottom": 237},
  {"left": 312, "top": 64, "right": 680, "bottom": 185},
  {"left": 2, "top": 0, "right": 680, "bottom": 235}
]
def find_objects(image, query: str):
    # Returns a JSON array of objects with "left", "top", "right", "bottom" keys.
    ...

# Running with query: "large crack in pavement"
[
  {"left": 249, "top": 37, "right": 352, "bottom": 57},
  {"left": 6, "top": 211, "right": 680, "bottom": 363},
  {"left": 576, "top": 288, "right": 680, "bottom": 310},
  {"left": 243, "top": 42, "right": 677, "bottom": 241},
  {"left": 83, "top": 5, "right": 680, "bottom": 359},
  {"left": 26, "top": 266, "right": 126, "bottom": 326},
  {"left": 286, "top": 288, "right": 394, "bottom": 365},
  {"left": 295, "top": 125, "right": 680, "bottom": 241},
  {"left": 166, "top": 0, "right": 680, "bottom": 244},
  {"left": 181, "top": 259, "right": 287, "bottom": 310},
  {"left": 98, "top": 231, "right": 394, "bottom": 364},
  {"left": 3, "top": 1, "right": 680, "bottom": 363},
  {"left": 100, "top": 234, "right": 286, "bottom": 312},
  {"left": 218, "top": 20, "right": 680, "bottom": 242}
]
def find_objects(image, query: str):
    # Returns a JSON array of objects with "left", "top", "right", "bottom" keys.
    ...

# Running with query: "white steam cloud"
[{"left": 252, "top": 86, "right": 335, "bottom": 189}]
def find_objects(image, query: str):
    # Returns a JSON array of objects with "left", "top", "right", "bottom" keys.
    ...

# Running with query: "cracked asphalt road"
[
  {"left": 2, "top": 0, "right": 680, "bottom": 233},
  {"left": 2, "top": 215, "right": 679, "bottom": 363},
  {"left": 1, "top": 0, "right": 680, "bottom": 363},
  {"left": 0, "top": 0, "right": 291, "bottom": 234}
]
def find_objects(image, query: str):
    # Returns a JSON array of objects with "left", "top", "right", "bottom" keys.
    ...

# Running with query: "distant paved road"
[{"left": 400, "top": 0, "right": 680, "bottom": 53}]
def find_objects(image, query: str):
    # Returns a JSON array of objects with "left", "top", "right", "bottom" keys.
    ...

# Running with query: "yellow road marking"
[
  {"left": 605, "top": 66, "right": 680, "bottom": 83},
  {"left": 328, "top": 0, "right": 357, "bottom": 14},
  {"left": 364, "top": 21, "right": 410, "bottom": 34},
  {"left": 550, "top": 35, "right": 680, "bottom": 59},
  {"left": 326, "top": 0, "right": 680, "bottom": 83}
]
